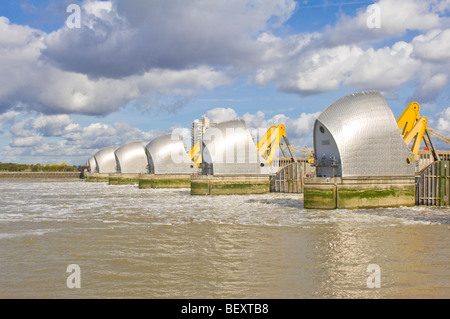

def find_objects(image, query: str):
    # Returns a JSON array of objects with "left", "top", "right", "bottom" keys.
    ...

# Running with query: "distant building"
[{"left": 191, "top": 117, "right": 216, "bottom": 149}]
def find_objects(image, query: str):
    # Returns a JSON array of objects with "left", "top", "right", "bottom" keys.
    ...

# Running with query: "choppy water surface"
[{"left": 0, "top": 180, "right": 449, "bottom": 298}]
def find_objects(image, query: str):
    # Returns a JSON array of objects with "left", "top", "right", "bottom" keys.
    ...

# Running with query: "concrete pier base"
[
  {"left": 139, "top": 174, "right": 192, "bottom": 189},
  {"left": 85, "top": 173, "right": 110, "bottom": 182},
  {"left": 108, "top": 173, "right": 140, "bottom": 185},
  {"left": 304, "top": 177, "right": 415, "bottom": 209},
  {"left": 191, "top": 175, "right": 270, "bottom": 195}
]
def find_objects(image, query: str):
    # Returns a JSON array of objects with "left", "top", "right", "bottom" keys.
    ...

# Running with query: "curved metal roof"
[
  {"left": 202, "top": 119, "right": 270, "bottom": 175},
  {"left": 114, "top": 141, "right": 148, "bottom": 174},
  {"left": 87, "top": 156, "right": 97, "bottom": 173},
  {"left": 313, "top": 91, "right": 415, "bottom": 177},
  {"left": 94, "top": 146, "right": 118, "bottom": 174},
  {"left": 145, "top": 133, "right": 196, "bottom": 174}
]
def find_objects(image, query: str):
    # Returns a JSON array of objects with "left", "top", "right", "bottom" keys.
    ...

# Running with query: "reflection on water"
[{"left": 0, "top": 181, "right": 449, "bottom": 298}]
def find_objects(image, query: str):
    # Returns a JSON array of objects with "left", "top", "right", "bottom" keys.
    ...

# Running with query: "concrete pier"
[
  {"left": 85, "top": 173, "right": 110, "bottom": 182},
  {"left": 108, "top": 173, "right": 141, "bottom": 185},
  {"left": 304, "top": 177, "right": 415, "bottom": 209},
  {"left": 138, "top": 174, "right": 192, "bottom": 189},
  {"left": 191, "top": 175, "right": 270, "bottom": 195}
]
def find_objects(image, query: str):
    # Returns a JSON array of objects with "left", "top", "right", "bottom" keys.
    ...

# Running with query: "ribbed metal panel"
[
  {"left": 314, "top": 91, "right": 415, "bottom": 177},
  {"left": 87, "top": 156, "right": 97, "bottom": 173},
  {"left": 145, "top": 133, "right": 196, "bottom": 174},
  {"left": 201, "top": 119, "right": 270, "bottom": 175},
  {"left": 114, "top": 141, "right": 148, "bottom": 174},
  {"left": 94, "top": 146, "right": 118, "bottom": 174}
]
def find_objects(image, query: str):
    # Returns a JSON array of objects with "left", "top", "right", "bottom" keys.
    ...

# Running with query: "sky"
[{"left": 0, "top": 0, "right": 450, "bottom": 165}]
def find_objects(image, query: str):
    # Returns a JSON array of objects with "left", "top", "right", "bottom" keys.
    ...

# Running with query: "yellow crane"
[
  {"left": 288, "top": 145, "right": 314, "bottom": 157},
  {"left": 279, "top": 143, "right": 315, "bottom": 164},
  {"left": 256, "top": 124, "right": 297, "bottom": 165},
  {"left": 397, "top": 102, "right": 438, "bottom": 161},
  {"left": 427, "top": 129, "right": 450, "bottom": 145},
  {"left": 189, "top": 124, "right": 306, "bottom": 167},
  {"left": 190, "top": 141, "right": 201, "bottom": 168}
]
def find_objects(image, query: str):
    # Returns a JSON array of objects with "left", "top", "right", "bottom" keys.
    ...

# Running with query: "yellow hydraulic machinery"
[
  {"left": 190, "top": 141, "right": 202, "bottom": 168},
  {"left": 397, "top": 102, "right": 420, "bottom": 137},
  {"left": 279, "top": 144, "right": 315, "bottom": 164},
  {"left": 305, "top": 145, "right": 314, "bottom": 158},
  {"left": 256, "top": 124, "right": 297, "bottom": 165},
  {"left": 428, "top": 129, "right": 450, "bottom": 145},
  {"left": 397, "top": 102, "right": 438, "bottom": 161}
]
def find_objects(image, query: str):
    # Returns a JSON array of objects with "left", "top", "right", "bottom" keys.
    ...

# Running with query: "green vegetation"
[
  {"left": 109, "top": 177, "right": 139, "bottom": 185},
  {"left": 337, "top": 186, "right": 415, "bottom": 208},
  {"left": 338, "top": 187, "right": 415, "bottom": 200},
  {"left": 212, "top": 182, "right": 269, "bottom": 194},
  {"left": 0, "top": 162, "right": 80, "bottom": 172},
  {"left": 304, "top": 184, "right": 415, "bottom": 209},
  {"left": 191, "top": 179, "right": 270, "bottom": 195},
  {"left": 139, "top": 177, "right": 191, "bottom": 189},
  {"left": 303, "top": 187, "right": 336, "bottom": 209},
  {"left": 190, "top": 180, "right": 210, "bottom": 195},
  {"left": 86, "top": 175, "right": 109, "bottom": 182}
]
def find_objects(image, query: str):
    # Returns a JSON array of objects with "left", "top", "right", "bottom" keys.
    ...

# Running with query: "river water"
[{"left": 0, "top": 180, "right": 449, "bottom": 299}]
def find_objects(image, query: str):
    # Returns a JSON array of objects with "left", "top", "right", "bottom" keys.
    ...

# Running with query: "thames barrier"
[{"left": 84, "top": 90, "right": 450, "bottom": 209}]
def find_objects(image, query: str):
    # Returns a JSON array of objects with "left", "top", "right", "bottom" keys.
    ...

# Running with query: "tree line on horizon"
[{"left": 0, "top": 162, "right": 80, "bottom": 172}]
